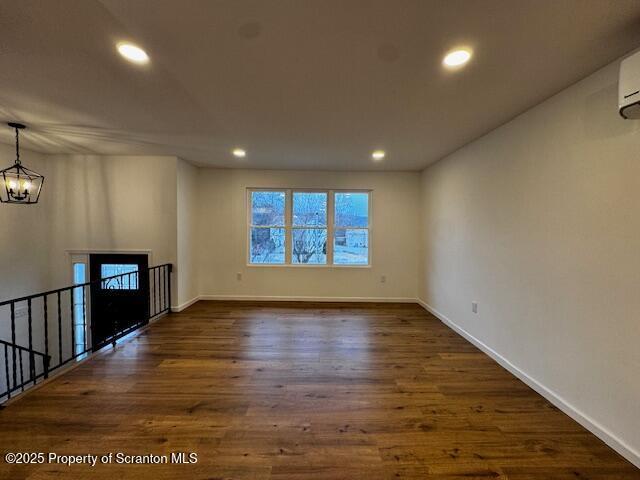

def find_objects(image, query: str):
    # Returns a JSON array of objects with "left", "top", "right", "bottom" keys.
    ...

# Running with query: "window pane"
[
  {"left": 73, "top": 263, "right": 86, "bottom": 285},
  {"left": 73, "top": 263, "right": 86, "bottom": 305},
  {"left": 334, "top": 228, "right": 368, "bottom": 265},
  {"left": 292, "top": 229, "right": 327, "bottom": 264},
  {"left": 72, "top": 263, "right": 86, "bottom": 355},
  {"left": 250, "top": 227, "right": 285, "bottom": 264},
  {"left": 293, "top": 192, "right": 327, "bottom": 226},
  {"left": 335, "top": 192, "right": 369, "bottom": 227},
  {"left": 251, "top": 191, "right": 285, "bottom": 226},
  {"left": 101, "top": 264, "right": 138, "bottom": 290}
]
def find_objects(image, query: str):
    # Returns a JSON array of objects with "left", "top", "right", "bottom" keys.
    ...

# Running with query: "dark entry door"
[{"left": 89, "top": 254, "right": 149, "bottom": 350}]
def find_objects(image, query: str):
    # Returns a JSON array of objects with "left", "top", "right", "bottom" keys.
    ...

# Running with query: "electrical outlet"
[
  {"left": 471, "top": 301, "right": 478, "bottom": 314},
  {"left": 236, "top": 272, "right": 242, "bottom": 281},
  {"left": 380, "top": 275, "right": 386, "bottom": 283}
]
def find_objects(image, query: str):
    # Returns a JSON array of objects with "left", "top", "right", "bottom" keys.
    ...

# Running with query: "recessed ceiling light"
[
  {"left": 443, "top": 48, "right": 472, "bottom": 68},
  {"left": 117, "top": 42, "right": 149, "bottom": 64},
  {"left": 372, "top": 150, "right": 386, "bottom": 161},
  {"left": 232, "top": 148, "right": 247, "bottom": 158}
]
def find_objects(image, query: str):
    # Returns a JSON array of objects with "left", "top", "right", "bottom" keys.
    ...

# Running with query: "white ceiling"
[{"left": 1, "top": 0, "right": 639, "bottom": 170}]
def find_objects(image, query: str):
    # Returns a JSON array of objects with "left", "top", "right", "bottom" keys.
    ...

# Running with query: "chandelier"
[{"left": 0, "top": 123, "right": 44, "bottom": 204}]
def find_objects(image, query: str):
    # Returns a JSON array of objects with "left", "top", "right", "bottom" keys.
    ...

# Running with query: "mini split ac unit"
[{"left": 619, "top": 51, "right": 640, "bottom": 119}]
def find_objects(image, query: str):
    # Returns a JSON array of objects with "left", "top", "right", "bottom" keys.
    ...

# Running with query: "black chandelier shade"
[{"left": 0, "top": 122, "right": 44, "bottom": 204}]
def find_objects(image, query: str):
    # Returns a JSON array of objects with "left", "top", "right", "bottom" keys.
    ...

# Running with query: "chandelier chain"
[{"left": 14, "top": 126, "right": 20, "bottom": 165}]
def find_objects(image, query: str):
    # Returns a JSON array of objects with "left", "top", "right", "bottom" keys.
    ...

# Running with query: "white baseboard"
[
  {"left": 171, "top": 296, "right": 200, "bottom": 312},
  {"left": 416, "top": 299, "right": 640, "bottom": 469},
  {"left": 172, "top": 295, "right": 417, "bottom": 312},
  {"left": 199, "top": 295, "right": 417, "bottom": 303},
  {"left": 198, "top": 294, "right": 418, "bottom": 303}
]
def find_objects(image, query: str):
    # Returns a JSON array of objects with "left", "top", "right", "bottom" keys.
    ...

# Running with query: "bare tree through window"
[
  {"left": 250, "top": 191, "right": 286, "bottom": 264},
  {"left": 292, "top": 192, "right": 327, "bottom": 264}
]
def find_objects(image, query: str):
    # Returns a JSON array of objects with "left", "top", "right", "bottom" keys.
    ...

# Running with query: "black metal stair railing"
[
  {"left": 0, "top": 338, "right": 49, "bottom": 401},
  {"left": 0, "top": 263, "right": 172, "bottom": 403}
]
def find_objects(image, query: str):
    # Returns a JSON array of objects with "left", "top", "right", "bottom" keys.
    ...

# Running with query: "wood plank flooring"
[{"left": 0, "top": 301, "right": 638, "bottom": 479}]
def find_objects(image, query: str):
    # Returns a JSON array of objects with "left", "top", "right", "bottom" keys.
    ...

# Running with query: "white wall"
[
  {"left": 419, "top": 59, "right": 640, "bottom": 466},
  {"left": 44, "top": 154, "right": 178, "bottom": 285},
  {"left": 176, "top": 158, "right": 199, "bottom": 307},
  {"left": 40, "top": 154, "right": 179, "bottom": 310},
  {"left": 197, "top": 169, "right": 421, "bottom": 301},
  {"left": 0, "top": 143, "right": 50, "bottom": 300}
]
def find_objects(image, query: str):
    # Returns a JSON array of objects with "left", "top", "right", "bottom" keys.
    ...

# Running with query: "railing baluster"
[
  {"left": 10, "top": 302, "right": 16, "bottom": 388},
  {"left": 167, "top": 265, "right": 172, "bottom": 313},
  {"left": 43, "top": 354, "right": 49, "bottom": 380},
  {"left": 157, "top": 268, "right": 161, "bottom": 314},
  {"left": 43, "top": 295, "right": 49, "bottom": 366},
  {"left": 19, "top": 351, "right": 24, "bottom": 392},
  {"left": 82, "top": 285, "right": 87, "bottom": 352},
  {"left": 4, "top": 344, "right": 10, "bottom": 400},
  {"left": 10, "top": 302, "right": 18, "bottom": 394},
  {"left": 131, "top": 270, "right": 136, "bottom": 321},
  {"left": 27, "top": 298, "right": 34, "bottom": 385},
  {"left": 57, "top": 291, "right": 62, "bottom": 365},
  {"left": 163, "top": 265, "right": 167, "bottom": 312},
  {"left": 70, "top": 288, "right": 75, "bottom": 357},
  {"left": 151, "top": 268, "right": 154, "bottom": 317},
  {"left": 152, "top": 267, "right": 157, "bottom": 317},
  {"left": 88, "top": 284, "right": 95, "bottom": 352},
  {"left": 151, "top": 267, "right": 155, "bottom": 316}
]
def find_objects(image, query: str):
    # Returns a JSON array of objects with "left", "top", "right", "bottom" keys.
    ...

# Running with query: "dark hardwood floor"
[{"left": 0, "top": 301, "right": 638, "bottom": 479}]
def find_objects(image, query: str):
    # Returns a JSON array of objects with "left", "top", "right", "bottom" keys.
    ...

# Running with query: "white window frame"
[
  {"left": 247, "top": 189, "right": 288, "bottom": 265},
  {"left": 247, "top": 188, "right": 371, "bottom": 267},
  {"left": 332, "top": 191, "right": 371, "bottom": 267}
]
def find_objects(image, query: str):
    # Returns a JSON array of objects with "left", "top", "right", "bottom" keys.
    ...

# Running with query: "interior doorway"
[{"left": 89, "top": 253, "right": 149, "bottom": 350}]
